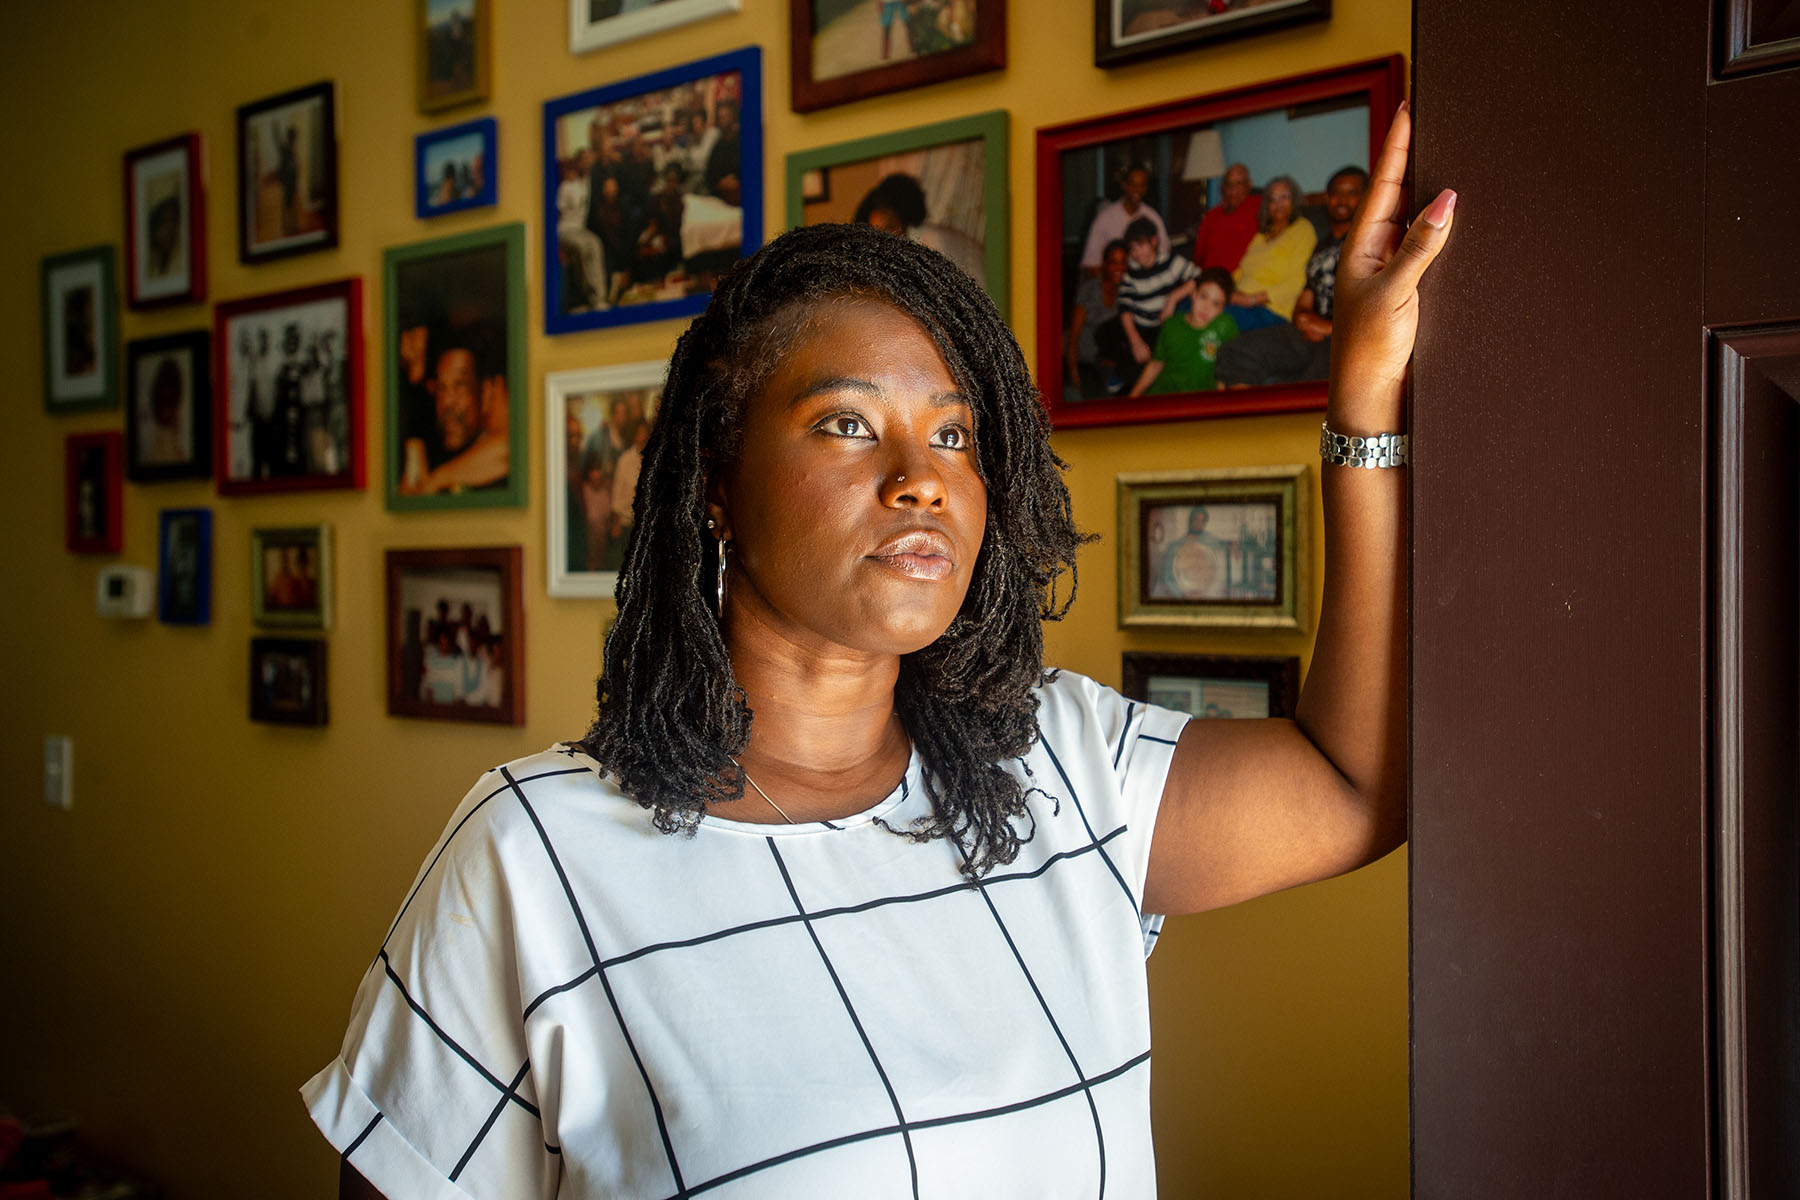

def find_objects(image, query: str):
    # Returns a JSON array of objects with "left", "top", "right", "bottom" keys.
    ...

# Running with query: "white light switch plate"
[{"left": 44, "top": 735, "right": 71, "bottom": 810}]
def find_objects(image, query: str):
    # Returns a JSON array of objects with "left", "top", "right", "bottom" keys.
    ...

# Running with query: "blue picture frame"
[
  {"left": 158, "top": 507, "right": 213, "bottom": 626},
  {"left": 415, "top": 116, "right": 498, "bottom": 218},
  {"left": 542, "top": 46, "right": 762, "bottom": 334}
]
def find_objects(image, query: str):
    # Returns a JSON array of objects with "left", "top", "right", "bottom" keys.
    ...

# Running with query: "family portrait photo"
[
  {"left": 789, "top": 110, "right": 1005, "bottom": 306},
  {"left": 544, "top": 48, "right": 761, "bottom": 332},
  {"left": 1095, "top": 0, "right": 1330, "bottom": 65},
  {"left": 1039, "top": 58, "right": 1399, "bottom": 427},
  {"left": 386, "top": 547, "right": 524, "bottom": 725},
  {"left": 157, "top": 508, "right": 213, "bottom": 625},
  {"left": 251, "top": 524, "right": 332, "bottom": 629},
  {"left": 215, "top": 280, "right": 363, "bottom": 494},
  {"left": 249, "top": 637, "right": 328, "bottom": 726},
  {"left": 237, "top": 81, "right": 338, "bottom": 262},
  {"left": 416, "top": 117, "right": 496, "bottom": 217},
  {"left": 125, "top": 132, "right": 205, "bottom": 308},
  {"left": 419, "top": 0, "right": 488, "bottom": 112},
  {"left": 546, "top": 362, "right": 662, "bottom": 596},
  {"left": 126, "top": 331, "right": 211, "bottom": 482},
  {"left": 42, "top": 246, "right": 116, "bottom": 413},
  {"left": 385, "top": 224, "right": 525, "bottom": 509}
]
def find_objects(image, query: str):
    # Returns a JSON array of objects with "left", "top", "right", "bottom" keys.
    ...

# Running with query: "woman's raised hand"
[{"left": 1329, "top": 103, "right": 1455, "bottom": 419}]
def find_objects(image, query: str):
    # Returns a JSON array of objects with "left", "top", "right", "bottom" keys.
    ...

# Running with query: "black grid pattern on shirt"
[{"left": 366, "top": 711, "right": 1169, "bottom": 1196}]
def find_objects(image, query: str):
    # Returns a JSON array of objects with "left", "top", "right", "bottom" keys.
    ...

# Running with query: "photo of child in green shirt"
[{"left": 1128, "top": 266, "right": 1238, "bottom": 396}]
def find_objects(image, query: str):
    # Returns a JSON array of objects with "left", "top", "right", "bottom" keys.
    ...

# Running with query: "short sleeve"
[
  {"left": 1031, "top": 672, "right": 1190, "bottom": 953},
  {"left": 302, "top": 772, "right": 560, "bottom": 1200}
]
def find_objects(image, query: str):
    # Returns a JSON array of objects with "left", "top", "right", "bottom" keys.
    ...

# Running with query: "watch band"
[{"left": 1320, "top": 422, "right": 1410, "bottom": 469}]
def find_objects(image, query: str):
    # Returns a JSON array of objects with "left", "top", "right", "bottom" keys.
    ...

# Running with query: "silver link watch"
[{"left": 1319, "top": 422, "right": 1410, "bottom": 469}]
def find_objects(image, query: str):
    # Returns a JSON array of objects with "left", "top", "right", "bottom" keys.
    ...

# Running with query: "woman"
[
  {"left": 1226, "top": 173, "right": 1317, "bottom": 332},
  {"left": 312, "top": 109, "right": 1453, "bottom": 1198},
  {"left": 1065, "top": 237, "right": 1131, "bottom": 397}
]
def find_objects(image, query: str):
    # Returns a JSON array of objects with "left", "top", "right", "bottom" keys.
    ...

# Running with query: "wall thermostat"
[{"left": 96, "top": 565, "right": 155, "bottom": 619}]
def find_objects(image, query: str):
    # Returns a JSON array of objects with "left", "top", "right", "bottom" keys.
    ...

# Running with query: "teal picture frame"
[
  {"left": 383, "top": 222, "right": 527, "bottom": 511},
  {"left": 785, "top": 109, "right": 1009, "bottom": 318},
  {"left": 42, "top": 245, "right": 118, "bottom": 414}
]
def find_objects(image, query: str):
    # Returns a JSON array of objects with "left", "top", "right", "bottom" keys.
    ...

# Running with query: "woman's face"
[
  {"left": 710, "top": 298, "right": 988, "bottom": 659},
  {"left": 1266, "top": 181, "right": 1294, "bottom": 224}
]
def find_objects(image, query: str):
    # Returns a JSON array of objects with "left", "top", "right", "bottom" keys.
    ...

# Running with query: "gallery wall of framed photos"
[{"left": 3, "top": 2, "right": 1414, "bottom": 1198}]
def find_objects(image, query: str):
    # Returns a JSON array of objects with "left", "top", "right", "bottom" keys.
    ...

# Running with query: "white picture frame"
[
  {"left": 545, "top": 361, "right": 667, "bottom": 598},
  {"left": 568, "top": 0, "right": 740, "bottom": 53}
]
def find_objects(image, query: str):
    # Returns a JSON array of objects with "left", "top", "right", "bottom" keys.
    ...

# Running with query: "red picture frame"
[
  {"left": 790, "top": 0, "right": 1005, "bottom": 113},
  {"left": 212, "top": 277, "right": 365, "bottom": 496},
  {"left": 124, "top": 132, "right": 206, "bottom": 309},
  {"left": 1035, "top": 55, "right": 1403, "bottom": 429},
  {"left": 65, "top": 431, "right": 124, "bottom": 554}
]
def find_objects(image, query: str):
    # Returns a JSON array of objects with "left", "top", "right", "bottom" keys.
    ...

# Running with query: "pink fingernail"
[
  {"left": 1422, "top": 189, "right": 1456, "bottom": 228},
  {"left": 1398, "top": 99, "right": 1410, "bottom": 115}
]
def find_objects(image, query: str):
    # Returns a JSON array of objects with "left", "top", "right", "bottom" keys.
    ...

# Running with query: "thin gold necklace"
[{"left": 737, "top": 763, "right": 799, "bottom": 824}]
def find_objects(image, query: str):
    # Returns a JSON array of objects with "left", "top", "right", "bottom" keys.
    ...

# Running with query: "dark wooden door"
[{"left": 1410, "top": 3, "right": 1800, "bottom": 1196}]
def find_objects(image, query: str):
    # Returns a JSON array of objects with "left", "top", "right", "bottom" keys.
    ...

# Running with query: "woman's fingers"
[{"left": 1380, "top": 188, "right": 1456, "bottom": 297}]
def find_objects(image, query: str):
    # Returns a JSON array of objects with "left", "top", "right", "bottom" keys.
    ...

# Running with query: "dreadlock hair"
[{"left": 578, "top": 222, "right": 1090, "bottom": 881}]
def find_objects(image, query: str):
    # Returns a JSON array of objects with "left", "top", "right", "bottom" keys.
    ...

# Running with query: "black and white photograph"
[
  {"left": 126, "top": 330, "right": 211, "bottom": 482},
  {"left": 543, "top": 48, "right": 762, "bottom": 332},
  {"left": 545, "top": 362, "right": 663, "bottom": 596},
  {"left": 214, "top": 279, "right": 364, "bottom": 495}
]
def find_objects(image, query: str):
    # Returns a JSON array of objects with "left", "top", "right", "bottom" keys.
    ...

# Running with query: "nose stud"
[{"left": 896, "top": 474, "right": 906, "bottom": 483}]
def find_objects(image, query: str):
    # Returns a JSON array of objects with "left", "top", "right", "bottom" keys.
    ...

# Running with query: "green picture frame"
[
  {"left": 383, "top": 222, "right": 527, "bottom": 511},
  {"left": 785, "top": 109, "right": 1010, "bottom": 318},
  {"left": 42, "top": 245, "right": 118, "bottom": 414}
]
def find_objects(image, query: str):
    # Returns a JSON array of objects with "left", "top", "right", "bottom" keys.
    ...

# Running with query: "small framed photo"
[
  {"left": 419, "top": 0, "right": 490, "bottom": 113},
  {"left": 124, "top": 132, "right": 206, "bottom": 308},
  {"left": 384, "top": 223, "right": 526, "bottom": 509},
  {"left": 542, "top": 47, "right": 763, "bottom": 333},
  {"left": 571, "top": 0, "right": 740, "bottom": 53},
  {"left": 158, "top": 508, "right": 214, "bottom": 626},
  {"left": 1037, "top": 56, "right": 1401, "bottom": 428},
  {"left": 416, "top": 117, "right": 498, "bottom": 218},
  {"left": 1121, "top": 651, "right": 1300, "bottom": 719},
  {"left": 213, "top": 278, "right": 365, "bottom": 495},
  {"left": 126, "top": 330, "right": 212, "bottom": 482},
  {"left": 237, "top": 80, "right": 339, "bottom": 263},
  {"left": 42, "top": 246, "right": 117, "bottom": 414},
  {"left": 251, "top": 524, "right": 333, "bottom": 629},
  {"left": 65, "top": 432, "right": 124, "bottom": 555},
  {"left": 386, "top": 546, "right": 525, "bottom": 725},
  {"left": 791, "top": 0, "right": 1005, "bottom": 113},
  {"left": 1095, "top": 0, "right": 1330, "bottom": 68},
  {"left": 250, "top": 636, "right": 329, "bottom": 726},
  {"left": 786, "top": 109, "right": 1009, "bottom": 314},
  {"left": 1117, "top": 465, "right": 1309, "bottom": 629},
  {"left": 546, "top": 361, "right": 665, "bottom": 597}
]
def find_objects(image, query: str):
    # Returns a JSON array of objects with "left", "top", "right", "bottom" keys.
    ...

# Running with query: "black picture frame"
[
  {"left": 236, "top": 80, "right": 339, "bottom": 264},
  {"left": 1120, "top": 651, "right": 1301, "bottom": 719},
  {"left": 1094, "top": 0, "right": 1330, "bottom": 68},
  {"left": 125, "top": 330, "right": 212, "bottom": 482},
  {"left": 249, "top": 636, "right": 329, "bottom": 726}
]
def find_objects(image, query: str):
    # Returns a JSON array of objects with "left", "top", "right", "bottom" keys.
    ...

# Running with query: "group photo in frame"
[
  {"left": 1037, "top": 56, "right": 1401, "bottom": 428},
  {"left": 1093, "top": 0, "right": 1330, "bottom": 68},
  {"left": 237, "top": 80, "right": 339, "bottom": 263},
  {"left": 41, "top": 245, "right": 117, "bottom": 414},
  {"left": 1117, "top": 464, "right": 1309, "bottom": 630},
  {"left": 251, "top": 524, "right": 334, "bottom": 630},
  {"left": 384, "top": 222, "right": 526, "bottom": 510},
  {"left": 785, "top": 109, "right": 1009, "bottom": 313},
  {"left": 126, "top": 330, "right": 212, "bottom": 483},
  {"left": 65, "top": 432, "right": 124, "bottom": 555},
  {"left": 124, "top": 132, "right": 206, "bottom": 309},
  {"left": 545, "top": 360, "right": 665, "bottom": 597},
  {"left": 213, "top": 278, "right": 365, "bottom": 495},
  {"left": 1120, "top": 651, "right": 1300, "bottom": 720},
  {"left": 570, "top": 0, "right": 740, "bottom": 53},
  {"left": 249, "top": 636, "right": 329, "bottom": 727},
  {"left": 415, "top": 117, "right": 498, "bottom": 218},
  {"left": 418, "top": 0, "right": 490, "bottom": 113},
  {"left": 386, "top": 546, "right": 525, "bottom": 725},
  {"left": 790, "top": 0, "right": 1005, "bottom": 112},
  {"left": 542, "top": 47, "right": 763, "bottom": 333},
  {"left": 157, "top": 507, "right": 213, "bottom": 626}
]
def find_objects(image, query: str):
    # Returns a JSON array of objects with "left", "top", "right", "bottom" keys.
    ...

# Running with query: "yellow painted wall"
[{"left": 0, "top": 1, "right": 1408, "bottom": 1196}]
